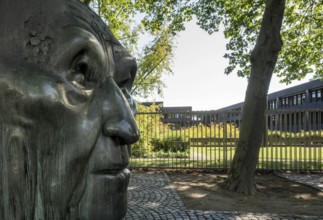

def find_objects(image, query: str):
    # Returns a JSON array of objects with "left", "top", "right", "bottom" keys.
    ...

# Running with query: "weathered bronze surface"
[{"left": 0, "top": 0, "right": 139, "bottom": 219}]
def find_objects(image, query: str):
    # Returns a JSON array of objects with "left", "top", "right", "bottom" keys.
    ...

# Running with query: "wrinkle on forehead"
[{"left": 64, "top": 0, "right": 121, "bottom": 49}]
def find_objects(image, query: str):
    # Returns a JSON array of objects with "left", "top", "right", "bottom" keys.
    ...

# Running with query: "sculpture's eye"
[
  {"left": 118, "top": 77, "right": 137, "bottom": 114},
  {"left": 70, "top": 51, "right": 103, "bottom": 89},
  {"left": 117, "top": 78, "right": 130, "bottom": 91}
]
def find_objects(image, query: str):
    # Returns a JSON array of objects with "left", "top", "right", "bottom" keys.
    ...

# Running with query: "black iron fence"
[{"left": 129, "top": 109, "right": 323, "bottom": 172}]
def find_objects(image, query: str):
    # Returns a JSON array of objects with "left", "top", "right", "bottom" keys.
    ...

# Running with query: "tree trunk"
[{"left": 224, "top": 0, "right": 286, "bottom": 195}]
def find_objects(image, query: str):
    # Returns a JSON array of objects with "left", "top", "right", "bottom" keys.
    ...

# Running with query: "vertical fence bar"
[
  {"left": 273, "top": 110, "right": 282, "bottom": 170},
  {"left": 284, "top": 110, "right": 288, "bottom": 170},
  {"left": 288, "top": 110, "right": 292, "bottom": 171},
  {"left": 298, "top": 111, "right": 302, "bottom": 171},
  {"left": 313, "top": 110, "right": 316, "bottom": 171},
  {"left": 214, "top": 111, "right": 218, "bottom": 169},
  {"left": 320, "top": 109, "right": 322, "bottom": 172},
  {"left": 212, "top": 111, "right": 216, "bottom": 169},
  {"left": 318, "top": 110, "right": 322, "bottom": 171},
  {"left": 192, "top": 111, "right": 196, "bottom": 168},
  {"left": 301, "top": 111, "right": 306, "bottom": 171},
  {"left": 292, "top": 111, "right": 297, "bottom": 171},
  {"left": 270, "top": 111, "right": 274, "bottom": 170},
  {"left": 278, "top": 110, "right": 283, "bottom": 170},
  {"left": 223, "top": 112, "right": 228, "bottom": 171}
]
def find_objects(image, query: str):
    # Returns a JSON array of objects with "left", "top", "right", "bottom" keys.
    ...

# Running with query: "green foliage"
[
  {"left": 133, "top": 107, "right": 239, "bottom": 158},
  {"left": 131, "top": 28, "right": 174, "bottom": 98},
  {"left": 81, "top": 0, "right": 323, "bottom": 95},
  {"left": 132, "top": 103, "right": 163, "bottom": 157},
  {"left": 132, "top": 104, "right": 190, "bottom": 158},
  {"left": 134, "top": 0, "right": 193, "bottom": 35},
  {"left": 277, "top": 0, "right": 323, "bottom": 82},
  {"left": 80, "top": 0, "right": 176, "bottom": 98},
  {"left": 151, "top": 137, "right": 189, "bottom": 152},
  {"left": 192, "top": 0, "right": 322, "bottom": 82}
]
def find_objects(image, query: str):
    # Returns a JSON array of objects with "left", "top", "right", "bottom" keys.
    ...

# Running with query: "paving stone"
[{"left": 126, "top": 172, "right": 323, "bottom": 220}]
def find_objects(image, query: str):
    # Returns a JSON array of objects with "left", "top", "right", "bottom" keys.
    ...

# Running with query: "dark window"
[
  {"left": 293, "top": 95, "right": 297, "bottom": 105},
  {"left": 289, "top": 97, "right": 293, "bottom": 106},
  {"left": 302, "top": 93, "right": 306, "bottom": 104},
  {"left": 297, "top": 94, "right": 301, "bottom": 105}
]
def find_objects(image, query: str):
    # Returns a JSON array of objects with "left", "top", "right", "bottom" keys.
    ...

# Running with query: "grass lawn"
[{"left": 129, "top": 145, "right": 323, "bottom": 171}]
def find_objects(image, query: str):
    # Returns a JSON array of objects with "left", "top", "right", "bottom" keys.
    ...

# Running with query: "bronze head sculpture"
[{"left": 0, "top": 0, "right": 139, "bottom": 219}]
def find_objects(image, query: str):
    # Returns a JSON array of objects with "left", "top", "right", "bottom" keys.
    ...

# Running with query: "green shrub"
[
  {"left": 132, "top": 138, "right": 153, "bottom": 157},
  {"left": 151, "top": 137, "right": 189, "bottom": 153}
]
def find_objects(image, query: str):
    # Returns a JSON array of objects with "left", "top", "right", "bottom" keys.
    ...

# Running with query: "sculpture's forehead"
[
  {"left": 63, "top": 1, "right": 120, "bottom": 46},
  {"left": 21, "top": 1, "right": 121, "bottom": 50},
  {"left": 0, "top": 0, "right": 131, "bottom": 67},
  {"left": 21, "top": 0, "right": 128, "bottom": 66}
]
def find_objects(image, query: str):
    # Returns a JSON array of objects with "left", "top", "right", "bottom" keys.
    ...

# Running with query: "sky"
[{"left": 143, "top": 20, "right": 314, "bottom": 111}]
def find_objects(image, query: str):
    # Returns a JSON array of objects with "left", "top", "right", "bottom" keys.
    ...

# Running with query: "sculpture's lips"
[
  {"left": 92, "top": 169, "right": 124, "bottom": 175},
  {"left": 90, "top": 168, "right": 130, "bottom": 193}
]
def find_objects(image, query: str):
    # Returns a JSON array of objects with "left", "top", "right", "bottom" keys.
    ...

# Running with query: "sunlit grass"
[{"left": 129, "top": 145, "right": 323, "bottom": 170}]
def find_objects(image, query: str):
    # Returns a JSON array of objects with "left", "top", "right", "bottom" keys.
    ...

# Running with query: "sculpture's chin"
[{"left": 76, "top": 169, "right": 130, "bottom": 219}]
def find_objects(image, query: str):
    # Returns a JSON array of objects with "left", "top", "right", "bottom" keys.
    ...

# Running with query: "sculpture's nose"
[
  {"left": 103, "top": 116, "right": 139, "bottom": 145},
  {"left": 102, "top": 80, "right": 139, "bottom": 145}
]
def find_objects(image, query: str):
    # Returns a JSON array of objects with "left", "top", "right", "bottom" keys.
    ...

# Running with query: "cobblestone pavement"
[{"left": 126, "top": 172, "right": 323, "bottom": 220}]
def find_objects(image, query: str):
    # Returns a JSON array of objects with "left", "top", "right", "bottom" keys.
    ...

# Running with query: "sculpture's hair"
[{"left": 0, "top": 123, "right": 36, "bottom": 219}]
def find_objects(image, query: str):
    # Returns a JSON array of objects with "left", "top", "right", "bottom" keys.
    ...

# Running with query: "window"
[
  {"left": 317, "top": 90, "right": 321, "bottom": 101},
  {"left": 293, "top": 95, "right": 297, "bottom": 105},
  {"left": 288, "top": 97, "right": 292, "bottom": 106},
  {"left": 312, "top": 91, "right": 316, "bottom": 102},
  {"left": 268, "top": 100, "right": 277, "bottom": 109},
  {"left": 297, "top": 94, "right": 301, "bottom": 105},
  {"left": 311, "top": 89, "right": 323, "bottom": 102},
  {"left": 302, "top": 93, "right": 306, "bottom": 104},
  {"left": 282, "top": 98, "right": 285, "bottom": 108}
]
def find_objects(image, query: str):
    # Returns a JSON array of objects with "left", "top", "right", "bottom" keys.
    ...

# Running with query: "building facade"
[
  {"left": 216, "top": 79, "right": 323, "bottom": 131},
  {"left": 217, "top": 79, "right": 323, "bottom": 112},
  {"left": 139, "top": 79, "right": 323, "bottom": 130}
]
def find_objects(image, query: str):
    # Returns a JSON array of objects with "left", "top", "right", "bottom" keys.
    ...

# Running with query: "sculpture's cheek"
[
  {"left": 37, "top": 114, "right": 101, "bottom": 211},
  {"left": 9, "top": 73, "right": 94, "bottom": 122}
]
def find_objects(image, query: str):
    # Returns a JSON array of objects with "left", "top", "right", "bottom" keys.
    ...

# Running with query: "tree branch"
[{"left": 131, "top": 53, "right": 169, "bottom": 94}]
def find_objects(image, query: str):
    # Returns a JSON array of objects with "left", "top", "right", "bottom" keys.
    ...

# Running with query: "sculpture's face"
[{"left": 0, "top": 1, "right": 139, "bottom": 219}]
